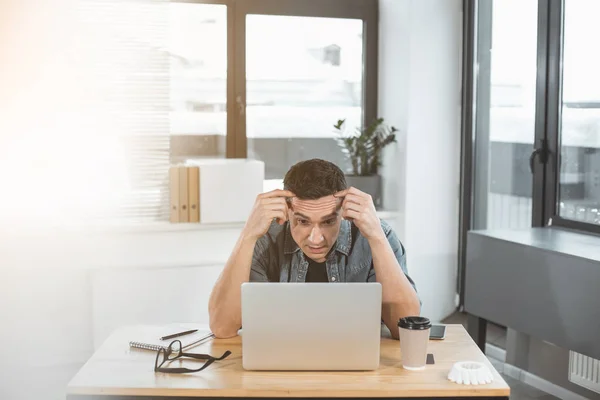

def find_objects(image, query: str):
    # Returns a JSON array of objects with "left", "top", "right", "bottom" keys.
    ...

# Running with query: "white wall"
[
  {"left": 379, "top": 0, "right": 463, "bottom": 322},
  {"left": 0, "top": 226, "right": 244, "bottom": 400},
  {"left": 0, "top": 226, "right": 242, "bottom": 358}
]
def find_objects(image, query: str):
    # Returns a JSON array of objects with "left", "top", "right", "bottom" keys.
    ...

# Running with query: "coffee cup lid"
[{"left": 398, "top": 316, "right": 432, "bottom": 330}]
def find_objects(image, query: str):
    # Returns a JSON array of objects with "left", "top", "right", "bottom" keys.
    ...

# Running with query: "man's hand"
[
  {"left": 334, "top": 187, "right": 384, "bottom": 241},
  {"left": 209, "top": 188, "right": 293, "bottom": 338},
  {"left": 242, "top": 189, "right": 295, "bottom": 242}
]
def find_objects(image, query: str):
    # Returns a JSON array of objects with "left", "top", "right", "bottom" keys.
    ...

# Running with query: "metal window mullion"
[
  {"left": 457, "top": 0, "right": 477, "bottom": 308},
  {"left": 543, "top": 0, "right": 563, "bottom": 226}
]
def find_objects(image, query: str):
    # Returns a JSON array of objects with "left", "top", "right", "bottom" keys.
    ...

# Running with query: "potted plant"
[{"left": 334, "top": 117, "right": 397, "bottom": 208}]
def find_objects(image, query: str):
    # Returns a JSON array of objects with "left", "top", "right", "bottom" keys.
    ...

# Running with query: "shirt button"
[{"left": 331, "top": 277, "right": 336, "bottom": 282}]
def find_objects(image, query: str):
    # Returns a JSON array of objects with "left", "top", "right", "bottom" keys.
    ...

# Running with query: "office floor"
[
  {"left": 442, "top": 311, "right": 507, "bottom": 349},
  {"left": 442, "top": 311, "right": 560, "bottom": 400}
]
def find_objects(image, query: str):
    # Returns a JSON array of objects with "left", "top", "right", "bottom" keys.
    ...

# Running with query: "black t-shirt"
[{"left": 306, "top": 259, "right": 328, "bottom": 282}]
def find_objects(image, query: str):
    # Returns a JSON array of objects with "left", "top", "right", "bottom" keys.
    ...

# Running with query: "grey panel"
[
  {"left": 464, "top": 228, "right": 600, "bottom": 359},
  {"left": 528, "top": 336, "right": 600, "bottom": 399},
  {"left": 468, "top": 227, "right": 600, "bottom": 262}
]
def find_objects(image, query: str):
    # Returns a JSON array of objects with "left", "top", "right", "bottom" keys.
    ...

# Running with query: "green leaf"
[
  {"left": 334, "top": 119, "right": 345, "bottom": 130},
  {"left": 333, "top": 117, "right": 398, "bottom": 176}
]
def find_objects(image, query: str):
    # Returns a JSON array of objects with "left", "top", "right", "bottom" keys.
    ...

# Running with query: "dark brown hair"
[{"left": 283, "top": 159, "right": 347, "bottom": 199}]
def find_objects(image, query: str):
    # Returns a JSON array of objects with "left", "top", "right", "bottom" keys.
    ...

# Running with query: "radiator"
[{"left": 569, "top": 351, "right": 600, "bottom": 394}]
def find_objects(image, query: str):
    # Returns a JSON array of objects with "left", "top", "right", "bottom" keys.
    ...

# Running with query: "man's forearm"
[
  {"left": 369, "top": 235, "right": 420, "bottom": 339},
  {"left": 208, "top": 233, "right": 257, "bottom": 338}
]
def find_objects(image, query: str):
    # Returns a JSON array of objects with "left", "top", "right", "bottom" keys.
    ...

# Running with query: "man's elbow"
[
  {"left": 211, "top": 325, "right": 239, "bottom": 339},
  {"left": 209, "top": 312, "right": 239, "bottom": 339},
  {"left": 408, "top": 297, "right": 421, "bottom": 317},
  {"left": 400, "top": 288, "right": 421, "bottom": 316},
  {"left": 392, "top": 294, "right": 421, "bottom": 318}
]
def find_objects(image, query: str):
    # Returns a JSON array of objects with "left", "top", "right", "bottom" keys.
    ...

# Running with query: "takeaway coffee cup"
[{"left": 398, "top": 316, "right": 431, "bottom": 370}]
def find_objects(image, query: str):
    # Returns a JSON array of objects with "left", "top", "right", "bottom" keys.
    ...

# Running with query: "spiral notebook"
[{"left": 129, "top": 324, "right": 214, "bottom": 352}]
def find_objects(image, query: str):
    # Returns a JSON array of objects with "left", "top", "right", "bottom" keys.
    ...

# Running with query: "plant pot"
[{"left": 345, "top": 174, "right": 382, "bottom": 209}]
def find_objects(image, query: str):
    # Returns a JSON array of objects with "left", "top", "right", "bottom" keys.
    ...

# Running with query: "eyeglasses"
[{"left": 154, "top": 340, "right": 231, "bottom": 374}]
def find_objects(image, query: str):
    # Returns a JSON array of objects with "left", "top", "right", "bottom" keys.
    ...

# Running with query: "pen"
[{"left": 160, "top": 329, "right": 198, "bottom": 341}]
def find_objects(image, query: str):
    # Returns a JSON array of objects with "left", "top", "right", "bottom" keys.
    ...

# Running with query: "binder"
[
  {"left": 178, "top": 165, "right": 189, "bottom": 222},
  {"left": 188, "top": 166, "right": 200, "bottom": 223},
  {"left": 169, "top": 166, "right": 180, "bottom": 223}
]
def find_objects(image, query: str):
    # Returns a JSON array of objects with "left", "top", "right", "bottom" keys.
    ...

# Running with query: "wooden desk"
[{"left": 67, "top": 324, "right": 509, "bottom": 399}]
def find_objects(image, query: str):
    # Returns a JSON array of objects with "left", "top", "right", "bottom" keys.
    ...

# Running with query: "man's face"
[{"left": 287, "top": 195, "right": 343, "bottom": 263}]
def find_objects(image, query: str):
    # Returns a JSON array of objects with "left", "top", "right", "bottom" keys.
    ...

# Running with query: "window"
[
  {"left": 471, "top": 0, "right": 538, "bottom": 231},
  {"left": 169, "top": 3, "right": 227, "bottom": 162},
  {"left": 165, "top": 0, "right": 378, "bottom": 220},
  {"left": 463, "top": 0, "right": 600, "bottom": 238},
  {"left": 459, "top": 0, "right": 600, "bottom": 305},
  {"left": 557, "top": 0, "right": 600, "bottom": 225},
  {"left": 104, "top": 0, "right": 377, "bottom": 224},
  {"left": 245, "top": 15, "right": 364, "bottom": 180},
  {"left": 172, "top": 0, "right": 378, "bottom": 187},
  {"left": 0, "top": 0, "right": 377, "bottom": 227}
]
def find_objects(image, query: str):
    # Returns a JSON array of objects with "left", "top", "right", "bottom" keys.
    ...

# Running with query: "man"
[{"left": 208, "top": 159, "right": 420, "bottom": 339}]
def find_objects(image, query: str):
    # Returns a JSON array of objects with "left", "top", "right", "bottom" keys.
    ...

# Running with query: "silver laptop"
[{"left": 240, "top": 282, "right": 382, "bottom": 371}]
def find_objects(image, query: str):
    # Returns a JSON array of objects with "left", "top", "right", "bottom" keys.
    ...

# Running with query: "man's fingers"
[
  {"left": 347, "top": 186, "right": 369, "bottom": 197},
  {"left": 262, "top": 197, "right": 291, "bottom": 214},
  {"left": 260, "top": 189, "right": 296, "bottom": 199},
  {"left": 335, "top": 186, "right": 368, "bottom": 198},
  {"left": 261, "top": 197, "right": 289, "bottom": 205},
  {"left": 270, "top": 210, "right": 287, "bottom": 225},
  {"left": 333, "top": 188, "right": 349, "bottom": 198},
  {"left": 342, "top": 202, "right": 362, "bottom": 214},
  {"left": 342, "top": 209, "right": 360, "bottom": 221},
  {"left": 267, "top": 203, "right": 288, "bottom": 212},
  {"left": 342, "top": 193, "right": 363, "bottom": 206}
]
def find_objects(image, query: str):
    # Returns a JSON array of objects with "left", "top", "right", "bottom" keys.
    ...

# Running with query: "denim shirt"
[{"left": 249, "top": 219, "right": 418, "bottom": 295}]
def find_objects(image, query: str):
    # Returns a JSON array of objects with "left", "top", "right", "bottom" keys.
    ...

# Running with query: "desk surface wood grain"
[{"left": 67, "top": 324, "right": 509, "bottom": 398}]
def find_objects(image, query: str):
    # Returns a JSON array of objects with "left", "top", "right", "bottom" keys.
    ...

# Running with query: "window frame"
[
  {"left": 169, "top": 0, "right": 237, "bottom": 157},
  {"left": 171, "top": 0, "right": 378, "bottom": 159},
  {"left": 541, "top": 0, "right": 600, "bottom": 235}
]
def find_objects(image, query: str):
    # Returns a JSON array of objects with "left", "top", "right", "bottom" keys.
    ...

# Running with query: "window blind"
[
  {"left": 76, "top": 0, "right": 170, "bottom": 225},
  {"left": 0, "top": 0, "right": 170, "bottom": 228}
]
